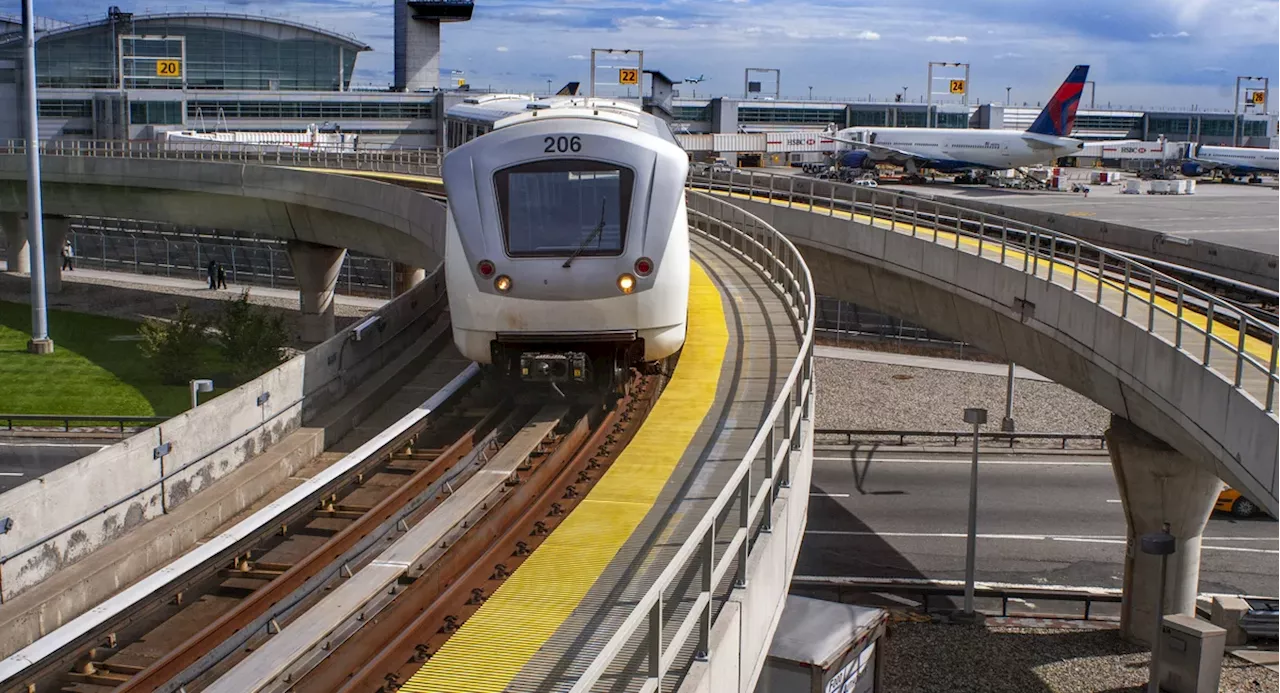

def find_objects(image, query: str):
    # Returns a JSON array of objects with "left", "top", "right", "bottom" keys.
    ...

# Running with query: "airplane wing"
[{"left": 824, "top": 130, "right": 932, "bottom": 166}]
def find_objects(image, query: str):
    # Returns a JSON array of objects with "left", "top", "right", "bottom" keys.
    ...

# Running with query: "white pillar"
[
  {"left": 286, "top": 240, "right": 346, "bottom": 343},
  {"left": 1105, "top": 415, "right": 1222, "bottom": 646},
  {"left": 41, "top": 216, "right": 70, "bottom": 294},
  {"left": 392, "top": 262, "right": 426, "bottom": 296},
  {"left": 2, "top": 213, "right": 28, "bottom": 273}
]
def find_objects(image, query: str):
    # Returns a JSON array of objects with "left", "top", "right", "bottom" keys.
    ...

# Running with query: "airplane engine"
[
  {"left": 1180, "top": 162, "right": 1205, "bottom": 177},
  {"left": 839, "top": 149, "right": 875, "bottom": 171}
]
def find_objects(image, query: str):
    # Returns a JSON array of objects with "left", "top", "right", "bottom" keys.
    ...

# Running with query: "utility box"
[
  {"left": 755, "top": 595, "right": 887, "bottom": 693},
  {"left": 1158, "top": 614, "right": 1226, "bottom": 693}
]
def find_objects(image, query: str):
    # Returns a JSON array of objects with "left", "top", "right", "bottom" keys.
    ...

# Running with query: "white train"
[{"left": 441, "top": 94, "right": 690, "bottom": 389}]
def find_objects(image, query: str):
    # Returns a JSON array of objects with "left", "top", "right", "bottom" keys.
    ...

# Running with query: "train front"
[{"left": 442, "top": 106, "right": 690, "bottom": 390}]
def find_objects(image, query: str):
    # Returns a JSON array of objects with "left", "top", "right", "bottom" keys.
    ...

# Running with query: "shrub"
[
  {"left": 216, "top": 290, "right": 288, "bottom": 383},
  {"left": 138, "top": 304, "right": 209, "bottom": 385}
]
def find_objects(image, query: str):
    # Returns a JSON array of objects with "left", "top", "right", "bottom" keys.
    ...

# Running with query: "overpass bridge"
[{"left": 0, "top": 141, "right": 1274, "bottom": 692}]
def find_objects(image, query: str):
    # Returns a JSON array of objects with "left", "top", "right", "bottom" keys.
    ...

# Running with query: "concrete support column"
[
  {"left": 1105, "top": 415, "right": 1221, "bottom": 646},
  {"left": 41, "top": 216, "right": 70, "bottom": 294},
  {"left": 392, "top": 262, "right": 426, "bottom": 296},
  {"left": 286, "top": 240, "right": 346, "bottom": 343},
  {"left": 2, "top": 213, "right": 29, "bottom": 274}
]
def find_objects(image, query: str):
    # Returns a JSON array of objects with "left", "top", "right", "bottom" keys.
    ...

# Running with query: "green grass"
[{"left": 0, "top": 300, "right": 231, "bottom": 417}]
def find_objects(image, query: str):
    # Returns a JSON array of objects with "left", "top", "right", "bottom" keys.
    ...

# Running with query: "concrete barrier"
[{"left": 0, "top": 271, "right": 445, "bottom": 602}]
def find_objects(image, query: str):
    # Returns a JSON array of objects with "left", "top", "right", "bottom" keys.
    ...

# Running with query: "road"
[
  {"left": 796, "top": 449, "right": 1278, "bottom": 601},
  {"left": 0, "top": 442, "right": 109, "bottom": 493}
]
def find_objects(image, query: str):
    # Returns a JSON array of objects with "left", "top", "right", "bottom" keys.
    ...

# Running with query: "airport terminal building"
[{"left": 0, "top": 6, "right": 1275, "bottom": 150}]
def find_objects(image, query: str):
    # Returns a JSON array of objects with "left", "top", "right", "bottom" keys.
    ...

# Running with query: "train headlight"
[
  {"left": 617, "top": 273, "right": 636, "bottom": 294},
  {"left": 494, "top": 275, "right": 512, "bottom": 292},
  {"left": 477, "top": 259, "right": 496, "bottom": 277},
  {"left": 634, "top": 257, "right": 654, "bottom": 277}
]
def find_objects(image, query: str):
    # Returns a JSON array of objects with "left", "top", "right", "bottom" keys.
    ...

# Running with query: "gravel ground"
[
  {"left": 884, "top": 620, "right": 1278, "bottom": 693},
  {"left": 0, "top": 272, "right": 373, "bottom": 350},
  {"left": 815, "top": 357, "right": 1111, "bottom": 434}
]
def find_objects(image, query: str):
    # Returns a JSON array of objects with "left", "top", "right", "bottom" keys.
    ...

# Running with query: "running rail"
[
  {"left": 0, "top": 364, "right": 480, "bottom": 684},
  {"left": 691, "top": 167, "right": 1280, "bottom": 414},
  {"left": 565, "top": 193, "right": 816, "bottom": 693}
]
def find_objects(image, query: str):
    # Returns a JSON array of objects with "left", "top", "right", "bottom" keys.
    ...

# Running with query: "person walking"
[
  {"left": 61, "top": 239, "right": 75, "bottom": 271},
  {"left": 216, "top": 262, "right": 228, "bottom": 290},
  {"left": 207, "top": 259, "right": 218, "bottom": 289}
]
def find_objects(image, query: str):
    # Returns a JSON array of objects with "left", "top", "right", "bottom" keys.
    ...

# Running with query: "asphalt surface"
[
  {"left": 887, "top": 177, "right": 1280, "bottom": 255},
  {"left": 796, "top": 449, "right": 1279, "bottom": 601},
  {"left": 0, "top": 442, "right": 109, "bottom": 493}
]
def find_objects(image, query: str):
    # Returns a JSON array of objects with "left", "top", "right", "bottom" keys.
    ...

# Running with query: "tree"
[
  {"left": 216, "top": 290, "right": 288, "bottom": 384},
  {"left": 138, "top": 304, "right": 208, "bottom": 385}
]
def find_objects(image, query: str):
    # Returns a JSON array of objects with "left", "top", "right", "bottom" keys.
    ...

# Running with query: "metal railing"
[
  {"left": 815, "top": 428, "right": 1108, "bottom": 450},
  {"left": 1, "top": 414, "right": 168, "bottom": 435},
  {"left": 690, "top": 167, "right": 1280, "bottom": 414},
  {"left": 566, "top": 193, "right": 815, "bottom": 693},
  {"left": 0, "top": 139, "right": 442, "bottom": 178}
]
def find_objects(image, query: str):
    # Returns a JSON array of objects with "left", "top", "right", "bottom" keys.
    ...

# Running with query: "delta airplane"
[
  {"left": 1180, "top": 144, "right": 1279, "bottom": 179},
  {"left": 826, "top": 65, "right": 1090, "bottom": 176}
]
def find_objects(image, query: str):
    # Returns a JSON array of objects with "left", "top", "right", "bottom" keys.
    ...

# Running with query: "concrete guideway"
[{"left": 690, "top": 172, "right": 1278, "bottom": 645}]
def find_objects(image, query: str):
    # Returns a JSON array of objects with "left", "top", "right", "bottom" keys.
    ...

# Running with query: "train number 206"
[{"left": 544, "top": 136, "right": 583, "bottom": 153}]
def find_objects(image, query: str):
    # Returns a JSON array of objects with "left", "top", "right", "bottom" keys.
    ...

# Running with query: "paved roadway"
[
  {"left": 889, "top": 177, "right": 1280, "bottom": 255},
  {"left": 796, "top": 449, "right": 1279, "bottom": 602},
  {"left": 0, "top": 442, "right": 109, "bottom": 493}
]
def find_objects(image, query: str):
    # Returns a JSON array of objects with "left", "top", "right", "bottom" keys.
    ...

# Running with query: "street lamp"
[
  {"left": 1005, "top": 86, "right": 1011, "bottom": 106},
  {"left": 21, "top": 0, "right": 51, "bottom": 355},
  {"left": 190, "top": 379, "right": 214, "bottom": 410},
  {"left": 1001, "top": 362, "right": 1016, "bottom": 432},
  {"left": 957, "top": 407, "right": 988, "bottom": 623},
  {"left": 546, "top": 79, "right": 551, "bottom": 95},
  {"left": 902, "top": 86, "right": 908, "bottom": 103},
  {"left": 1141, "top": 523, "right": 1176, "bottom": 693}
]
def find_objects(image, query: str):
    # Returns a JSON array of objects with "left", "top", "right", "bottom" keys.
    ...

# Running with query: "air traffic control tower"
[{"left": 394, "top": 0, "right": 474, "bottom": 92}]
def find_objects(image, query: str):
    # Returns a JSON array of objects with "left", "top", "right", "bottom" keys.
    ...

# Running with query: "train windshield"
[{"left": 495, "top": 159, "right": 634, "bottom": 257}]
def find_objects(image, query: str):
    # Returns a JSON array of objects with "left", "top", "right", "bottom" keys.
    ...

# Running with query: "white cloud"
[
  {"left": 853, "top": 30, "right": 881, "bottom": 40},
  {"left": 926, "top": 35, "right": 968, "bottom": 43},
  {"left": 994, "top": 52, "right": 1023, "bottom": 59},
  {"left": 567, "top": 54, "right": 587, "bottom": 60},
  {"left": 496, "top": 46, "right": 509, "bottom": 52},
  {"left": 1148, "top": 31, "right": 1190, "bottom": 39}
]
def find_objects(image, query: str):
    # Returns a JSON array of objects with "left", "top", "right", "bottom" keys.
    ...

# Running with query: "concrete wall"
[
  {"left": 0, "top": 272, "right": 445, "bottom": 601},
  {"left": 0, "top": 155, "right": 447, "bottom": 269},
  {"left": 694, "top": 193, "right": 1278, "bottom": 517},
  {"left": 679, "top": 416, "right": 814, "bottom": 693}
]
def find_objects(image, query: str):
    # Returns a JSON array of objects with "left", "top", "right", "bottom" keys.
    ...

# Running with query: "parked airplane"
[
  {"left": 1180, "top": 144, "right": 1279, "bottom": 179},
  {"left": 826, "top": 65, "right": 1090, "bottom": 176}
]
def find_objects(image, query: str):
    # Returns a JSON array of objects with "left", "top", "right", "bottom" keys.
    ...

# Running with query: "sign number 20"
[
  {"left": 544, "top": 135, "right": 582, "bottom": 153},
  {"left": 155, "top": 59, "right": 181, "bottom": 77}
]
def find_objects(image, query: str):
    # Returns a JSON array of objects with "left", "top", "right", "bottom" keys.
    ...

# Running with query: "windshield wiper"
[{"left": 562, "top": 199, "right": 608, "bottom": 268}]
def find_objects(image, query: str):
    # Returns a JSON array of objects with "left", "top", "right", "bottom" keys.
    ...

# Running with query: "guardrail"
[
  {"left": 791, "top": 577, "right": 1123, "bottom": 621},
  {"left": 567, "top": 193, "right": 815, "bottom": 693},
  {"left": 689, "top": 167, "right": 1280, "bottom": 415},
  {"left": 0, "top": 139, "right": 442, "bottom": 178},
  {"left": 815, "top": 428, "right": 1108, "bottom": 450},
  {"left": 1, "top": 414, "right": 168, "bottom": 435}
]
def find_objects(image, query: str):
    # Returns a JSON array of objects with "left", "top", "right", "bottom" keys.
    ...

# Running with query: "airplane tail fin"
[
  {"left": 1026, "top": 65, "right": 1089, "bottom": 137},
  {"left": 555, "top": 81, "right": 581, "bottom": 96}
]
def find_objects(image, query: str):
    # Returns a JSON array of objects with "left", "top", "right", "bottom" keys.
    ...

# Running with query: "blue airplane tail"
[{"left": 1026, "top": 65, "right": 1089, "bottom": 137}]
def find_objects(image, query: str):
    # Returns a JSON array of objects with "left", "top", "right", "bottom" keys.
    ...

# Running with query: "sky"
[{"left": 5, "top": 0, "right": 1278, "bottom": 110}]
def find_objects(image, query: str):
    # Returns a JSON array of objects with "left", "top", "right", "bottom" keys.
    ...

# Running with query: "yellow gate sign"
[
  {"left": 155, "top": 59, "right": 182, "bottom": 78},
  {"left": 618, "top": 68, "right": 639, "bottom": 85},
  {"left": 949, "top": 79, "right": 966, "bottom": 94},
  {"left": 1251, "top": 90, "right": 1266, "bottom": 105}
]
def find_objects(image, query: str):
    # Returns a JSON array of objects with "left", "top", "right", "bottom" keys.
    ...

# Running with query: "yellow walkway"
[{"left": 401, "top": 260, "right": 729, "bottom": 692}]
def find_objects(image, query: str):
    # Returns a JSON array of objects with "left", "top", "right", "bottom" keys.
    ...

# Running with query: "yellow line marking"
[
  {"left": 693, "top": 186, "right": 1274, "bottom": 366},
  {"left": 401, "top": 261, "right": 729, "bottom": 693},
  {"left": 285, "top": 166, "right": 443, "bottom": 186}
]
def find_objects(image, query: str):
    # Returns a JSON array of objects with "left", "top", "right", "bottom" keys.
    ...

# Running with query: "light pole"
[
  {"left": 958, "top": 407, "right": 988, "bottom": 623},
  {"left": 1141, "top": 524, "right": 1176, "bottom": 693},
  {"left": 1001, "top": 362, "right": 1016, "bottom": 432},
  {"left": 190, "top": 379, "right": 213, "bottom": 410},
  {"left": 902, "top": 86, "right": 908, "bottom": 103},
  {"left": 546, "top": 79, "right": 551, "bottom": 95},
  {"left": 22, "top": 0, "right": 52, "bottom": 355},
  {"left": 1005, "top": 86, "right": 1011, "bottom": 106},
  {"left": 808, "top": 85, "right": 813, "bottom": 100}
]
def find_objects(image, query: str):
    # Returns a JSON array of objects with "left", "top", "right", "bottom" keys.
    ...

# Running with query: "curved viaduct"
[
  {"left": 0, "top": 155, "right": 445, "bottom": 340},
  {"left": 1, "top": 153, "right": 1275, "bottom": 648}
]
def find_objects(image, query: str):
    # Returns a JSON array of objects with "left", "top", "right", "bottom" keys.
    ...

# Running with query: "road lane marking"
[
  {"left": 0, "top": 472, "right": 23, "bottom": 477},
  {"left": 812, "top": 492, "right": 851, "bottom": 498},
  {"left": 804, "top": 531, "right": 1278, "bottom": 553},
  {"left": 1106, "top": 499, "right": 1122, "bottom": 503},
  {"left": 819, "top": 456, "right": 1111, "bottom": 466}
]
